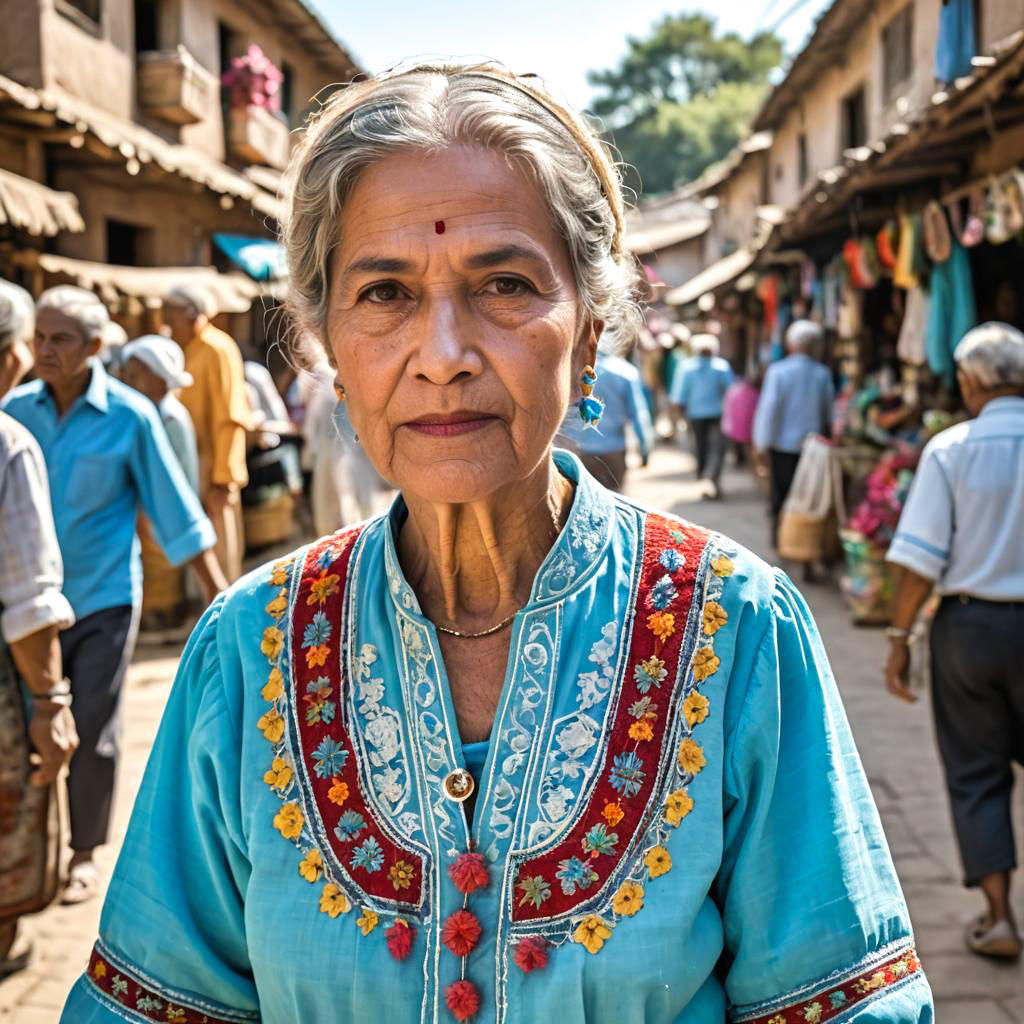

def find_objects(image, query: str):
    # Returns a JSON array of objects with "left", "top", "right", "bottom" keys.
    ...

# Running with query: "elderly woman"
[{"left": 63, "top": 66, "right": 932, "bottom": 1023}]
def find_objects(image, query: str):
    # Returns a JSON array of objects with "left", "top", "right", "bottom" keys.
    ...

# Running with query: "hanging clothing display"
[
  {"left": 897, "top": 287, "right": 930, "bottom": 367},
  {"left": 925, "top": 239, "right": 977, "bottom": 383}
]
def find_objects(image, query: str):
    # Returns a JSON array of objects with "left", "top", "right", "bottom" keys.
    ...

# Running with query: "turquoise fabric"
[
  {"left": 62, "top": 452, "right": 932, "bottom": 1023},
  {"left": 462, "top": 740, "right": 489, "bottom": 787},
  {"left": 935, "top": 0, "right": 977, "bottom": 83},
  {"left": 925, "top": 240, "right": 977, "bottom": 386},
  {"left": 2, "top": 360, "right": 214, "bottom": 618}
]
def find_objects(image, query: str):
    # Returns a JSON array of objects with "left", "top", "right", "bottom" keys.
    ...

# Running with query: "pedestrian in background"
[
  {"left": 885, "top": 321, "right": 1024, "bottom": 961},
  {"left": 670, "top": 333, "right": 733, "bottom": 498},
  {"left": 162, "top": 285, "right": 252, "bottom": 582},
  {"left": 0, "top": 280, "right": 76, "bottom": 977},
  {"left": 753, "top": 319, "right": 835, "bottom": 539},
  {"left": 560, "top": 345, "right": 654, "bottom": 491},
  {"left": 721, "top": 369, "right": 761, "bottom": 466},
  {"left": 1, "top": 286, "right": 227, "bottom": 904}
]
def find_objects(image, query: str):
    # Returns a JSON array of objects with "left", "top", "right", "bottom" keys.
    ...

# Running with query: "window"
[
  {"left": 61, "top": 0, "right": 102, "bottom": 22},
  {"left": 797, "top": 133, "right": 809, "bottom": 187},
  {"left": 840, "top": 86, "right": 867, "bottom": 153},
  {"left": 882, "top": 5, "right": 914, "bottom": 103},
  {"left": 106, "top": 219, "right": 153, "bottom": 266},
  {"left": 135, "top": 0, "right": 159, "bottom": 53}
]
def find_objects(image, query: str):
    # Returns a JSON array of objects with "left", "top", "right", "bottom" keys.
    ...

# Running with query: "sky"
[{"left": 314, "top": 0, "right": 835, "bottom": 110}]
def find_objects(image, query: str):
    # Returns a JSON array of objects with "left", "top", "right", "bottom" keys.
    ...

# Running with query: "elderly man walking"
[
  {"left": 885, "top": 322, "right": 1024, "bottom": 961},
  {"left": 2, "top": 286, "right": 227, "bottom": 903},
  {"left": 753, "top": 319, "right": 835, "bottom": 539},
  {"left": 162, "top": 285, "right": 252, "bottom": 581}
]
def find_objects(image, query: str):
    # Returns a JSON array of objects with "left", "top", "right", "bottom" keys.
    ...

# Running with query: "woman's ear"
[{"left": 574, "top": 318, "right": 604, "bottom": 378}]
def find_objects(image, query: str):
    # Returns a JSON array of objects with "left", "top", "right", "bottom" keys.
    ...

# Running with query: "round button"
[{"left": 443, "top": 768, "right": 475, "bottom": 803}]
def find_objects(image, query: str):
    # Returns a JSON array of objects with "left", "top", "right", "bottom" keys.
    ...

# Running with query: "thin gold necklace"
[{"left": 433, "top": 609, "right": 520, "bottom": 639}]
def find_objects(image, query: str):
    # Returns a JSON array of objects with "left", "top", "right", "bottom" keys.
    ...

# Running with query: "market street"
[{"left": 1, "top": 441, "right": 1020, "bottom": 1023}]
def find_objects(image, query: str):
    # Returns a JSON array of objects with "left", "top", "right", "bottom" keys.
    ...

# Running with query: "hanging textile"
[
  {"left": 925, "top": 239, "right": 976, "bottom": 384},
  {"left": 935, "top": 0, "right": 977, "bottom": 83},
  {"left": 897, "top": 287, "right": 930, "bottom": 367}
]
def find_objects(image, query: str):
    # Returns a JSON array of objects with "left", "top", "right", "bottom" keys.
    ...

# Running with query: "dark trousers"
[
  {"left": 689, "top": 418, "right": 724, "bottom": 483},
  {"left": 60, "top": 604, "right": 139, "bottom": 851},
  {"left": 580, "top": 451, "right": 627, "bottom": 492},
  {"left": 769, "top": 448, "right": 802, "bottom": 536},
  {"left": 930, "top": 596, "right": 1024, "bottom": 886}
]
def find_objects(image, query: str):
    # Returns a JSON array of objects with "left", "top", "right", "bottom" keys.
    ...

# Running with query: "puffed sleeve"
[
  {"left": 60, "top": 597, "right": 260, "bottom": 1023},
  {"left": 717, "top": 571, "right": 933, "bottom": 1023}
]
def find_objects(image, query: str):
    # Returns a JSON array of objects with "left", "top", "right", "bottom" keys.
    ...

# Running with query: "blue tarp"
[{"left": 213, "top": 233, "right": 285, "bottom": 282}]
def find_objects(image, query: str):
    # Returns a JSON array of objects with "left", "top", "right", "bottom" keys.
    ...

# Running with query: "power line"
[{"left": 765, "top": 0, "right": 829, "bottom": 35}]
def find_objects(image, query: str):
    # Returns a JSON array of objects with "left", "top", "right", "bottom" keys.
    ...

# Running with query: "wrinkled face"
[
  {"left": 326, "top": 145, "right": 598, "bottom": 505},
  {"left": 33, "top": 307, "right": 99, "bottom": 387},
  {"left": 121, "top": 356, "right": 167, "bottom": 406}
]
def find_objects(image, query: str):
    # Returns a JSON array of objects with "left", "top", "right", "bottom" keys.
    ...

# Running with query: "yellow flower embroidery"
[
  {"left": 307, "top": 572, "right": 340, "bottom": 606},
  {"left": 328, "top": 777, "right": 349, "bottom": 807},
  {"left": 273, "top": 802, "right": 303, "bottom": 840},
  {"left": 628, "top": 720, "right": 654, "bottom": 742},
  {"left": 166, "top": 1008, "right": 186, "bottom": 1024},
  {"left": 711, "top": 554, "right": 734, "bottom": 577},
  {"left": 683, "top": 692, "right": 710, "bottom": 727},
  {"left": 270, "top": 562, "right": 291, "bottom": 586},
  {"left": 643, "top": 845, "right": 672, "bottom": 878},
  {"left": 602, "top": 801, "right": 624, "bottom": 827},
  {"left": 263, "top": 756, "right": 292, "bottom": 790},
  {"left": 702, "top": 601, "right": 728, "bottom": 635},
  {"left": 677, "top": 738, "right": 706, "bottom": 776},
  {"left": 92, "top": 961, "right": 107, "bottom": 979},
  {"left": 646, "top": 612, "right": 675, "bottom": 642},
  {"left": 305, "top": 645, "right": 330, "bottom": 669},
  {"left": 319, "top": 882, "right": 350, "bottom": 918},
  {"left": 803, "top": 1003, "right": 824, "bottom": 1023},
  {"left": 261, "top": 626, "right": 284, "bottom": 661},
  {"left": 389, "top": 860, "right": 415, "bottom": 891},
  {"left": 257, "top": 708, "right": 285, "bottom": 744},
  {"left": 767, "top": 1017, "right": 786, "bottom": 1024},
  {"left": 664, "top": 788, "right": 694, "bottom": 827},
  {"left": 298, "top": 848, "right": 323, "bottom": 882},
  {"left": 573, "top": 914, "right": 613, "bottom": 954},
  {"left": 261, "top": 667, "right": 284, "bottom": 702},
  {"left": 693, "top": 648, "right": 720, "bottom": 682},
  {"left": 265, "top": 589, "right": 288, "bottom": 619},
  {"left": 357, "top": 908, "right": 379, "bottom": 936},
  {"left": 611, "top": 881, "right": 644, "bottom": 917}
]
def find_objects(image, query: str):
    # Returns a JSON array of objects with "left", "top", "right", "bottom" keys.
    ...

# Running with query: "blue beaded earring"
[{"left": 578, "top": 364, "right": 604, "bottom": 427}]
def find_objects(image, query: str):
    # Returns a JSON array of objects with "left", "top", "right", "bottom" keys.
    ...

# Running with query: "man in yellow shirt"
[{"left": 162, "top": 285, "right": 251, "bottom": 581}]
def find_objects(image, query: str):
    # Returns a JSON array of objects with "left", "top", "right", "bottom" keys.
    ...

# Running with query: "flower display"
[
  {"left": 303, "top": 677, "right": 335, "bottom": 726},
  {"left": 449, "top": 852, "right": 490, "bottom": 894},
  {"left": 513, "top": 936, "right": 549, "bottom": 973},
  {"left": 441, "top": 909, "right": 482, "bottom": 956},
  {"left": 221, "top": 44, "right": 283, "bottom": 112},
  {"left": 573, "top": 914, "right": 613, "bottom": 954},
  {"left": 845, "top": 452, "right": 918, "bottom": 545},
  {"left": 307, "top": 571, "right": 340, "bottom": 606},
  {"left": 611, "top": 881, "right": 644, "bottom": 917},
  {"left": 333, "top": 810, "right": 366, "bottom": 842},
  {"left": 444, "top": 979, "right": 480, "bottom": 1022}
]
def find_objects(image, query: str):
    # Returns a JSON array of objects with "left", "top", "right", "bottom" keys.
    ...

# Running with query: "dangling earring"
[
  {"left": 334, "top": 380, "right": 346, "bottom": 401},
  {"left": 578, "top": 364, "right": 603, "bottom": 427}
]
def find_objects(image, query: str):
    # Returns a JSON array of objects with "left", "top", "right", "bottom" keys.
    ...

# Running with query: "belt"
[{"left": 942, "top": 593, "right": 1024, "bottom": 607}]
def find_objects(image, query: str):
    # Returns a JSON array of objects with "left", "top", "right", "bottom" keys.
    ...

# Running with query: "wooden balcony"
[
  {"left": 138, "top": 46, "right": 215, "bottom": 126},
  {"left": 227, "top": 104, "right": 290, "bottom": 169}
]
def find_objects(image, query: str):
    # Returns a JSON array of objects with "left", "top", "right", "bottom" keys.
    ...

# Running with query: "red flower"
[
  {"left": 513, "top": 936, "right": 549, "bottom": 973},
  {"left": 449, "top": 853, "right": 490, "bottom": 894},
  {"left": 441, "top": 910, "right": 482, "bottom": 957},
  {"left": 444, "top": 979, "right": 480, "bottom": 1021},
  {"left": 385, "top": 919, "right": 415, "bottom": 961}
]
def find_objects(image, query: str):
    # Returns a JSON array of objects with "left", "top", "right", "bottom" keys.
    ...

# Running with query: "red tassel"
[
  {"left": 442, "top": 909, "right": 482, "bottom": 957},
  {"left": 449, "top": 853, "right": 490, "bottom": 895},
  {"left": 513, "top": 936, "right": 549, "bottom": 973},
  {"left": 385, "top": 919, "right": 415, "bottom": 961},
  {"left": 444, "top": 979, "right": 480, "bottom": 1021}
]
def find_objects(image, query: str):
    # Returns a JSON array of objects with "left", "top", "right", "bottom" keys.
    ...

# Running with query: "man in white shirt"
[{"left": 885, "top": 321, "right": 1024, "bottom": 962}]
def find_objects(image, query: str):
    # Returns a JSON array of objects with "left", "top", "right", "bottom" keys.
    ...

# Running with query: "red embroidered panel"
[
  {"left": 736, "top": 946, "right": 923, "bottom": 1024},
  {"left": 290, "top": 531, "right": 426, "bottom": 908},
  {"left": 86, "top": 944, "right": 253, "bottom": 1023},
  {"left": 511, "top": 514, "right": 710, "bottom": 922}
]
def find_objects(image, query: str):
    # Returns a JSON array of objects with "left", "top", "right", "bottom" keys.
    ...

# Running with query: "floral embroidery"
[
  {"left": 263, "top": 756, "right": 292, "bottom": 790},
  {"left": 611, "top": 881, "right": 644, "bottom": 917},
  {"left": 274, "top": 802, "right": 303, "bottom": 840},
  {"left": 307, "top": 571, "right": 340, "bottom": 606},
  {"left": 303, "top": 677, "right": 336, "bottom": 726},
  {"left": 302, "top": 610, "right": 331, "bottom": 668},
  {"left": 319, "top": 882, "right": 350, "bottom": 918},
  {"left": 683, "top": 692, "right": 710, "bottom": 726},
  {"left": 311, "top": 736, "right": 348, "bottom": 779},
  {"left": 257, "top": 708, "right": 284, "bottom": 744},
  {"left": 629, "top": 696, "right": 657, "bottom": 719},
  {"left": 677, "top": 738, "right": 706, "bottom": 776},
  {"left": 265, "top": 590, "right": 288, "bottom": 618},
  {"left": 647, "top": 574, "right": 678, "bottom": 610},
  {"left": 327, "top": 777, "right": 349, "bottom": 806},
  {"left": 261, "top": 667, "right": 284, "bottom": 702},
  {"left": 388, "top": 860, "right": 415, "bottom": 891},
  {"left": 609, "top": 751, "right": 645, "bottom": 797},
  {"left": 702, "top": 601, "right": 728, "bottom": 635},
  {"left": 350, "top": 836, "right": 384, "bottom": 873},
  {"left": 573, "top": 914, "right": 612, "bottom": 954},
  {"left": 556, "top": 856, "right": 598, "bottom": 895},
  {"left": 643, "top": 845, "right": 672, "bottom": 878},
  {"left": 711, "top": 553, "right": 734, "bottom": 577},
  {"left": 628, "top": 720, "right": 654, "bottom": 742},
  {"left": 518, "top": 875, "right": 552, "bottom": 909},
  {"left": 270, "top": 562, "right": 290, "bottom": 586},
  {"left": 356, "top": 907, "right": 379, "bottom": 936},
  {"left": 334, "top": 810, "right": 366, "bottom": 842},
  {"left": 260, "top": 626, "right": 284, "bottom": 661},
  {"left": 646, "top": 611, "right": 675, "bottom": 641},
  {"left": 582, "top": 823, "right": 619, "bottom": 858},
  {"left": 298, "top": 848, "right": 322, "bottom": 882},
  {"left": 602, "top": 801, "right": 624, "bottom": 826},
  {"left": 693, "top": 647, "right": 720, "bottom": 682},
  {"left": 664, "top": 789, "right": 694, "bottom": 827},
  {"left": 633, "top": 655, "right": 667, "bottom": 693},
  {"left": 659, "top": 548, "right": 685, "bottom": 572}
]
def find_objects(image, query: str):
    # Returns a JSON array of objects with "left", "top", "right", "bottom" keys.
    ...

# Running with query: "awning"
[
  {"left": 23, "top": 253, "right": 268, "bottom": 313},
  {"left": 625, "top": 218, "right": 709, "bottom": 255},
  {"left": 213, "top": 233, "right": 286, "bottom": 281},
  {"left": 0, "top": 168, "right": 84, "bottom": 236},
  {"left": 666, "top": 248, "right": 757, "bottom": 307}
]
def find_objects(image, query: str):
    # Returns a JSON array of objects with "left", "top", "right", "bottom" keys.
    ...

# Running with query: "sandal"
[
  {"left": 61, "top": 861, "right": 100, "bottom": 905},
  {"left": 964, "top": 914, "right": 1023, "bottom": 960}
]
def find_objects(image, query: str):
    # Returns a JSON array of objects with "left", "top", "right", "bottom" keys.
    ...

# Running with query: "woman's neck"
[{"left": 397, "top": 455, "right": 573, "bottom": 630}]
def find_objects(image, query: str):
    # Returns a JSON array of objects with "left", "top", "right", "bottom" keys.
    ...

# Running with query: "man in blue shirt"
[
  {"left": 752, "top": 319, "right": 835, "bottom": 538},
  {"left": 670, "top": 334, "right": 734, "bottom": 498},
  {"left": 2, "top": 286, "right": 226, "bottom": 904}
]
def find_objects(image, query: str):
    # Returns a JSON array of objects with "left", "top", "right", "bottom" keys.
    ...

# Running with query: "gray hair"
[
  {"left": 786, "top": 319, "right": 823, "bottom": 352},
  {"left": 954, "top": 321, "right": 1024, "bottom": 390},
  {"left": 0, "top": 279, "right": 34, "bottom": 352},
  {"left": 36, "top": 285, "right": 109, "bottom": 341},
  {"left": 283, "top": 64, "right": 642, "bottom": 357},
  {"left": 165, "top": 284, "right": 215, "bottom": 319},
  {"left": 691, "top": 333, "right": 720, "bottom": 356}
]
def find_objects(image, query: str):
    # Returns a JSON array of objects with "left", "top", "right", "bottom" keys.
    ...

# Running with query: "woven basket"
[{"left": 244, "top": 492, "right": 295, "bottom": 549}]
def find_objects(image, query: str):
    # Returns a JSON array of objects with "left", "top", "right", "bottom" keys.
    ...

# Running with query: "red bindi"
[{"left": 434, "top": 220, "right": 445, "bottom": 234}]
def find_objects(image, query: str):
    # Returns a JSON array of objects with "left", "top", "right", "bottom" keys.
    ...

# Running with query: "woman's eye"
[
  {"left": 361, "top": 282, "right": 401, "bottom": 303},
  {"left": 485, "top": 277, "right": 531, "bottom": 297}
]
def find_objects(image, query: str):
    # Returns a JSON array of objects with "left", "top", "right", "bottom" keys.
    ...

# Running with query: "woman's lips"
[{"left": 403, "top": 414, "right": 497, "bottom": 437}]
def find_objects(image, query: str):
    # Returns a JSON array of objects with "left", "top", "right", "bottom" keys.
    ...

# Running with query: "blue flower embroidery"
[
  {"left": 628, "top": 696, "right": 656, "bottom": 719},
  {"left": 351, "top": 836, "right": 384, "bottom": 873},
  {"left": 609, "top": 751, "right": 645, "bottom": 798},
  {"left": 659, "top": 548, "right": 686, "bottom": 572},
  {"left": 305, "top": 677, "right": 336, "bottom": 726},
  {"left": 302, "top": 610, "right": 332, "bottom": 649},
  {"left": 829, "top": 992, "right": 848, "bottom": 1010},
  {"left": 312, "top": 736, "right": 348, "bottom": 778},
  {"left": 334, "top": 810, "right": 367, "bottom": 842},
  {"left": 316, "top": 546, "right": 339, "bottom": 570},
  {"left": 633, "top": 656, "right": 667, "bottom": 694},
  {"left": 582, "top": 823, "right": 619, "bottom": 857},
  {"left": 556, "top": 856, "right": 598, "bottom": 895},
  {"left": 647, "top": 574, "right": 678, "bottom": 611}
]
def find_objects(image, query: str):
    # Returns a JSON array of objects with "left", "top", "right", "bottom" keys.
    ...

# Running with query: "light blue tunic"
[{"left": 62, "top": 452, "right": 933, "bottom": 1024}]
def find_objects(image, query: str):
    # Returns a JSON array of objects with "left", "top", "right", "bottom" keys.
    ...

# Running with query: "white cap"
[
  {"left": 691, "top": 333, "right": 720, "bottom": 355},
  {"left": 122, "top": 334, "right": 194, "bottom": 389}
]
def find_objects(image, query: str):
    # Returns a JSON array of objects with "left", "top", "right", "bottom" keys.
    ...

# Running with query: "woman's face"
[{"left": 326, "top": 145, "right": 597, "bottom": 505}]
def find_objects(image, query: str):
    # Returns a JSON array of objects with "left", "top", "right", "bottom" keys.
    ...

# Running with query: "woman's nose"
[{"left": 409, "top": 294, "right": 483, "bottom": 386}]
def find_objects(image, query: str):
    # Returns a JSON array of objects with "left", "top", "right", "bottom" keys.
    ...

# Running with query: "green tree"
[{"left": 587, "top": 14, "right": 783, "bottom": 196}]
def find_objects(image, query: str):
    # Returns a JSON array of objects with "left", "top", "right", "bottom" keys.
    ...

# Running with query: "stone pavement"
[{"left": 1, "top": 442, "right": 1021, "bottom": 1021}]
